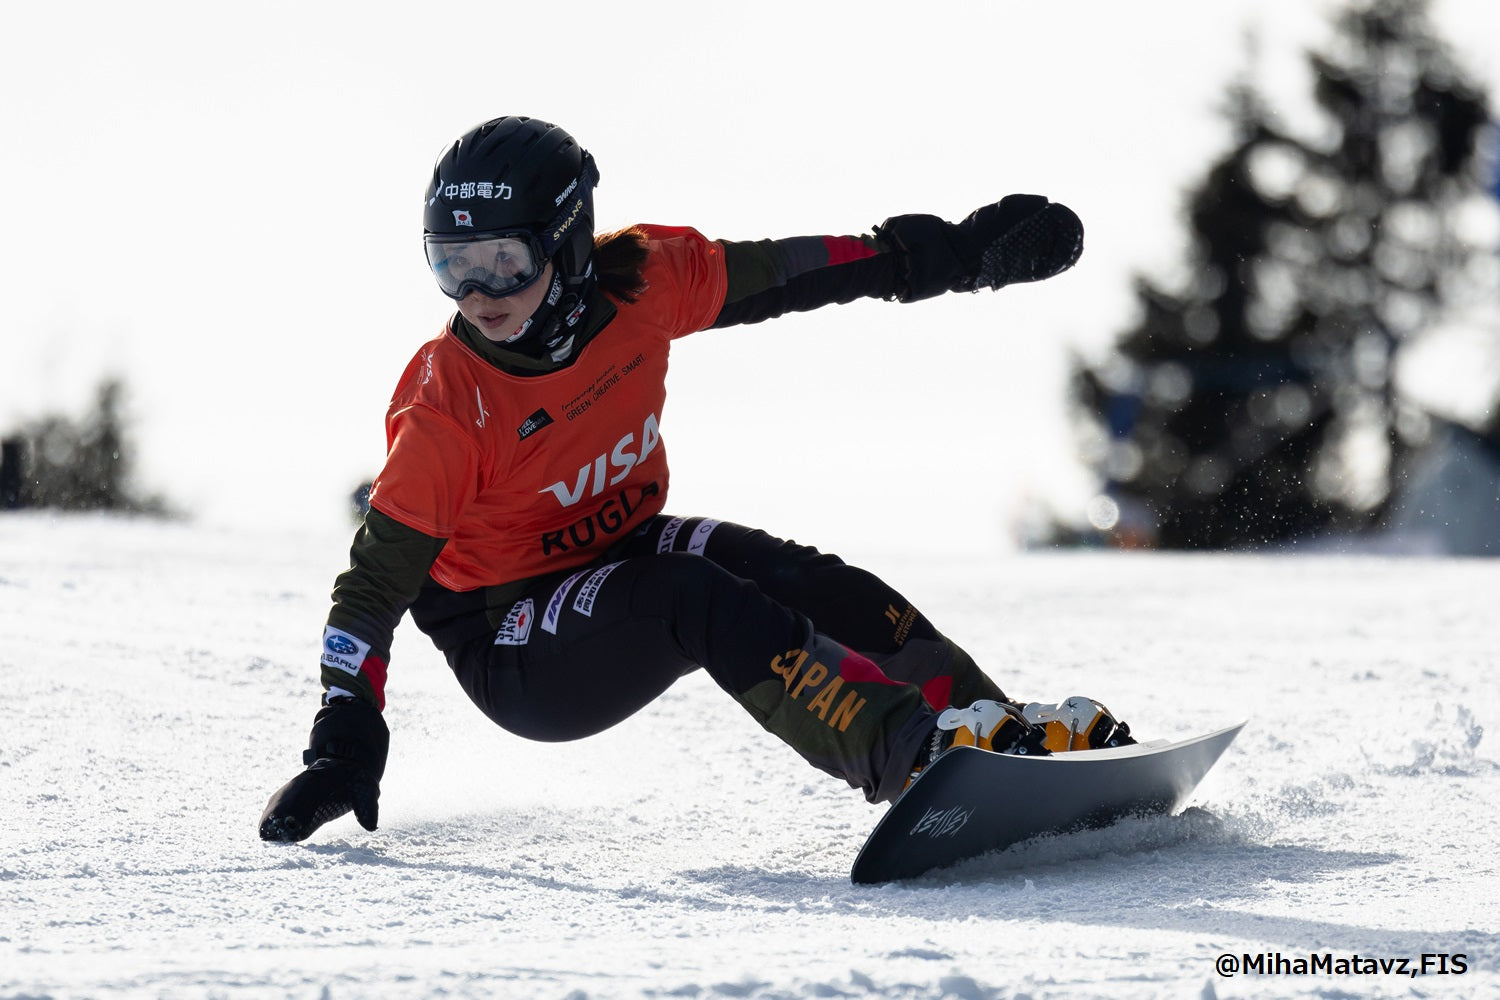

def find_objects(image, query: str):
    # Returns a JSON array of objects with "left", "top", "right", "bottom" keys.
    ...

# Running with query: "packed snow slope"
[{"left": 2, "top": 513, "right": 1496, "bottom": 999}]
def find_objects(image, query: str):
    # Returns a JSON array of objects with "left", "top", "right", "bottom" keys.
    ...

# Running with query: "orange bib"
[{"left": 369, "top": 226, "right": 727, "bottom": 591}]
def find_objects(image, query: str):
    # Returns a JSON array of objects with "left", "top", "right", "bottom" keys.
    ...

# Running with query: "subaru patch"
[{"left": 321, "top": 626, "right": 370, "bottom": 677}]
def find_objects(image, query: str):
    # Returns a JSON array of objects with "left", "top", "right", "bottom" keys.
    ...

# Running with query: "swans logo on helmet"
[
  {"left": 453, "top": 210, "right": 474, "bottom": 227},
  {"left": 552, "top": 197, "right": 585, "bottom": 243}
]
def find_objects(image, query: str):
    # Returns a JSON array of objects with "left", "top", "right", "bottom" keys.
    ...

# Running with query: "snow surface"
[{"left": 2, "top": 514, "right": 1497, "bottom": 999}]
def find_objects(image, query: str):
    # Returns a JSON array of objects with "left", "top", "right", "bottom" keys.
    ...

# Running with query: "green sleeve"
[
  {"left": 712, "top": 233, "right": 902, "bottom": 328},
  {"left": 320, "top": 507, "right": 447, "bottom": 706}
]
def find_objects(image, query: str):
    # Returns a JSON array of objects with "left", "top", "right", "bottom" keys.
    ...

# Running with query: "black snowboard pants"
[{"left": 447, "top": 515, "right": 1006, "bottom": 802}]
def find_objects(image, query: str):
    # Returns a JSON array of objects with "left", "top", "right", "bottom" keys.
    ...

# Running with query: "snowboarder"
[{"left": 259, "top": 116, "right": 1132, "bottom": 844}]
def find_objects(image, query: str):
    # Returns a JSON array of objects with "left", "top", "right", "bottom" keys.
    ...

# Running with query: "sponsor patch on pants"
[
  {"left": 543, "top": 569, "right": 591, "bottom": 635},
  {"left": 494, "top": 598, "right": 536, "bottom": 646},
  {"left": 687, "top": 518, "right": 721, "bottom": 555},
  {"left": 573, "top": 562, "right": 622, "bottom": 617},
  {"left": 656, "top": 516, "right": 686, "bottom": 553}
]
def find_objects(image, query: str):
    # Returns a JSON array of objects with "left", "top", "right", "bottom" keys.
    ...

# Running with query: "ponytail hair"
[{"left": 592, "top": 226, "right": 650, "bottom": 303}]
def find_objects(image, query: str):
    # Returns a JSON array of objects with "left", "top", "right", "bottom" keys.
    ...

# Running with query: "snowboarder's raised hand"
[
  {"left": 259, "top": 697, "right": 389, "bottom": 843},
  {"left": 877, "top": 194, "right": 1084, "bottom": 303}
]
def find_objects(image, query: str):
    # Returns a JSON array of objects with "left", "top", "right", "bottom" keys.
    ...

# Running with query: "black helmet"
[
  {"left": 424, "top": 116, "right": 598, "bottom": 248},
  {"left": 424, "top": 117, "right": 602, "bottom": 355}
]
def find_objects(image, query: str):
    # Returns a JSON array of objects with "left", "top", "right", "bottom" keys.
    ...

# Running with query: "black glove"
[
  {"left": 877, "top": 194, "right": 1084, "bottom": 303},
  {"left": 259, "top": 697, "right": 390, "bottom": 843}
]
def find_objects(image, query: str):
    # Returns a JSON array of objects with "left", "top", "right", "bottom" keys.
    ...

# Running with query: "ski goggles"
[{"left": 424, "top": 231, "right": 548, "bottom": 300}]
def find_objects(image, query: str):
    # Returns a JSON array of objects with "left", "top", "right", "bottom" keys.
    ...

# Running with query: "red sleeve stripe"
[
  {"left": 822, "top": 235, "right": 878, "bottom": 267},
  {"left": 362, "top": 654, "right": 389, "bottom": 712}
]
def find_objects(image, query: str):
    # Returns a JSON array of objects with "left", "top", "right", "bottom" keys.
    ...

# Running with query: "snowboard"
[{"left": 851, "top": 721, "right": 1245, "bottom": 884}]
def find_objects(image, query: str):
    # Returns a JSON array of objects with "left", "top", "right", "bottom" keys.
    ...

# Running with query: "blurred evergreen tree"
[
  {"left": 2, "top": 377, "right": 168, "bottom": 514},
  {"left": 1070, "top": 0, "right": 1492, "bottom": 549}
]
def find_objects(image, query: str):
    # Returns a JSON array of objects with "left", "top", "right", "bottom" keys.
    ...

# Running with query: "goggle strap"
[{"left": 537, "top": 154, "right": 598, "bottom": 255}]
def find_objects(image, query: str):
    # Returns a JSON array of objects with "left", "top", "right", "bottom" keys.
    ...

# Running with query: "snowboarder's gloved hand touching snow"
[
  {"left": 877, "top": 194, "right": 1084, "bottom": 303},
  {"left": 259, "top": 697, "right": 389, "bottom": 842}
]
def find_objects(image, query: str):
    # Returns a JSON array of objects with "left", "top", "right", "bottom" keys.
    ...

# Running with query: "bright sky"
[{"left": 3, "top": 0, "right": 1497, "bottom": 550}]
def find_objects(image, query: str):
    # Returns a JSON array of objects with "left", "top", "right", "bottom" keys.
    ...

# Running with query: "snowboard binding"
[
  {"left": 1020, "top": 696, "right": 1135, "bottom": 752},
  {"left": 907, "top": 700, "right": 1049, "bottom": 790}
]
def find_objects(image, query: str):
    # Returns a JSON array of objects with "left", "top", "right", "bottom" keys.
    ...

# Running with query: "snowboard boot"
[
  {"left": 1020, "top": 696, "right": 1135, "bottom": 752},
  {"left": 907, "top": 700, "right": 1049, "bottom": 788}
]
